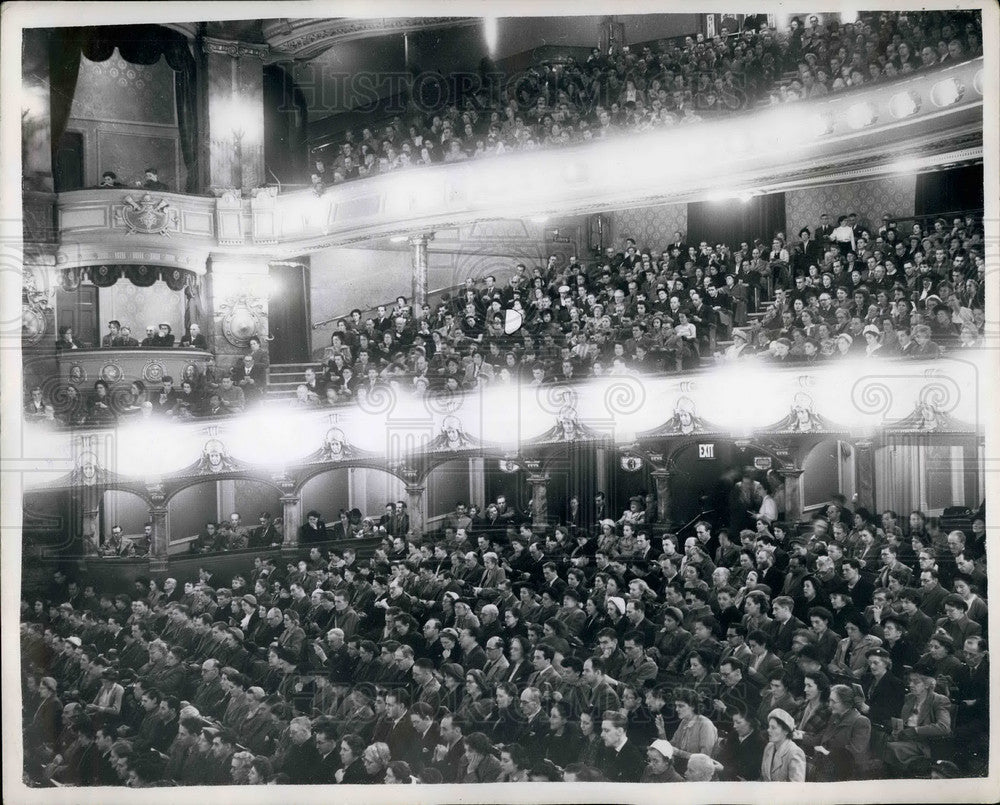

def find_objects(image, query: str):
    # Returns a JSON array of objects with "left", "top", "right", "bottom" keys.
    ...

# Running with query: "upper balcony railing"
[{"left": 33, "top": 58, "right": 983, "bottom": 269}]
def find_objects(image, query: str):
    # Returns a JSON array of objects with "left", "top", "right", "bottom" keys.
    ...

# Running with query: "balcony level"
[{"left": 26, "top": 58, "right": 984, "bottom": 270}]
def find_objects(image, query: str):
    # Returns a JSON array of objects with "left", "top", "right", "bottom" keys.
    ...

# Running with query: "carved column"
[
  {"left": 854, "top": 439, "right": 876, "bottom": 513},
  {"left": 81, "top": 500, "right": 101, "bottom": 556},
  {"left": 527, "top": 473, "right": 550, "bottom": 531},
  {"left": 468, "top": 457, "right": 486, "bottom": 511},
  {"left": 281, "top": 494, "right": 302, "bottom": 556},
  {"left": 201, "top": 37, "right": 269, "bottom": 194},
  {"left": 405, "top": 483, "right": 426, "bottom": 538},
  {"left": 409, "top": 233, "right": 433, "bottom": 318},
  {"left": 651, "top": 468, "right": 673, "bottom": 531},
  {"left": 779, "top": 468, "right": 805, "bottom": 524},
  {"left": 148, "top": 505, "right": 169, "bottom": 573}
]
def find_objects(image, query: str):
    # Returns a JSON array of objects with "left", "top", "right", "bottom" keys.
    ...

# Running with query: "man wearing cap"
[
  {"left": 886, "top": 664, "right": 952, "bottom": 771},
  {"left": 642, "top": 738, "right": 684, "bottom": 782},
  {"left": 152, "top": 323, "right": 175, "bottom": 348},
  {"left": 237, "top": 687, "right": 277, "bottom": 755},
  {"left": 27, "top": 676, "right": 63, "bottom": 752}
]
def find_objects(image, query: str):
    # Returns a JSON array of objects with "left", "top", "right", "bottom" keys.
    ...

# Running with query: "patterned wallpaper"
[
  {"left": 608, "top": 202, "right": 688, "bottom": 253},
  {"left": 97, "top": 281, "right": 184, "bottom": 341},
  {"left": 785, "top": 176, "right": 916, "bottom": 240},
  {"left": 70, "top": 55, "right": 176, "bottom": 125}
]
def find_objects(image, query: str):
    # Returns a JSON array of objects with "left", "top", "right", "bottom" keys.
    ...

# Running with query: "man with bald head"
[{"left": 191, "top": 658, "right": 225, "bottom": 720}]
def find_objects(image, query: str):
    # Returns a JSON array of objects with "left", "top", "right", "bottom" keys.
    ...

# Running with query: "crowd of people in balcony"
[
  {"left": 29, "top": 207, "right": 984, "bottom": 424},
  {"left": 289, "top": 210, "right": 984, "bottom": 409},
  {"left": 55, "top": 321, "right": 205, "bottom": 351},
  {"left": 307, "top": 10, "right": 982, "bottom": 188},
  {"left": 20, "top": 484, "right": 988, "bottom": 786}
]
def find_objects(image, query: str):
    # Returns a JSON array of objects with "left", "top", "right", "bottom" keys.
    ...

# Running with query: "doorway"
[
  {"left": 267, "top": 261, "right": 310, "bottom": 364},
  {"left": 55, "top": 284, "right": 99, "bottom": 348}
]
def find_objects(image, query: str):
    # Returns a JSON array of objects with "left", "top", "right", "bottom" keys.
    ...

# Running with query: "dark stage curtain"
[
  {"left": 48, "top": 28, "right": 86, "bottom": 168},
  {"left": 264, "top": 65, "right": 309, "bottom": 186},
  {"left": 914, "top": 164, "right": 984, "bottom": 218},
  {"left": 47, "top": 26, "right": 201, "bottom": 193},
  {"left": 688, "top": 191, "right": 787, "bottom": 247}
]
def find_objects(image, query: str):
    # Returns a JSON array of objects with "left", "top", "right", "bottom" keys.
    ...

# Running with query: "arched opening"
[
  {"left": 802, "top": 438, "right": 854, "bottom": 517},
  {"left": 100, "top": 488, "right": 153, "bottom": 551},
  {"left": 425, "top": 457, "right": 479, "bottom": 531},
  {"left": 166, "top": 478, "right": 282, "bottom": 554},
  {"left": 299, "top": 465, "right": 405, "bottom": 529}
]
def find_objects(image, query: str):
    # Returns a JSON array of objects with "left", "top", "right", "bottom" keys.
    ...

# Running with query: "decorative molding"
[
  {"left": 264, "top": 17, "right": 476, "bottom": 60},
  {"left": 202, "top": 36, "right": 270, "bottom": 60}
]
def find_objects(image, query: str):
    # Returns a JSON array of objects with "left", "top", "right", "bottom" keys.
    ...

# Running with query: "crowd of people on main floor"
[
  {"left": 307, "top": 11, "right": 982, "bottom": 188},
  {"left": 20, "top": 479, "right": 989, "bottom": 786},
  {"left": 28, "top": 207, "right": 985, "bottom": 424}
]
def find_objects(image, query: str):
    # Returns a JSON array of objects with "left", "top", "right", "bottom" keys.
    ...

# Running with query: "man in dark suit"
[
  {"left": 384, "top": 689, "right": 418, "bottom": 763},
  {"left": 298, "top": 511, "right": 327, "bottom": 546},
  {"left": 232, "top": 355, "right": 266, "bottom": 405},
  {"left": 766, "top": 596, "right": 806, "bottom": 657},
  {"left": 597, "top": 710, "right": 645, "bottom": 783},
  {"left": 815, "top": 213, "right": 835, "bottom": 243},
  {"left": 249, "top": 513, "right": 280, "bottom": 548},
  {"left": 179, "top": 323, "right": 207, "bottom": 349},
  {"left": 516, "top": 687, "right": 549, "bottom": 757},
  {"left": 429, "top": 713, "right": 467, "bottom": 783}
]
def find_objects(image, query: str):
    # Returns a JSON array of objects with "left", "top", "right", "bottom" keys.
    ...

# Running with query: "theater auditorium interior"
[{"left": 11, "top": 7, "right": 994, "bottom": 795}]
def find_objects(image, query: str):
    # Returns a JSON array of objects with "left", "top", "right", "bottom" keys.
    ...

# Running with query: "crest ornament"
[
  {"left": 118, "top": 194, "right": 178, "bottom": 236},
  {"left": 219, "top": 294, "right": 266, "bottom": 347}
]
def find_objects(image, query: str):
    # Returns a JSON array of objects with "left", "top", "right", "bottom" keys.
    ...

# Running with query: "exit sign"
[{"left": 698, "top": 443, "right": 715, "bottom": 459}]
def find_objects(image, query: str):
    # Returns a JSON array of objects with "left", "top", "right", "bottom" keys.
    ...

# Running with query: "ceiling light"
[
  {"left": 930, "top": 78, "right": 964, "bottom": 107},
  {"left": 845, "top": 102, "right": 877, "bottom": 130},
  {"left": 888, "top": 90, "right": 921, "bottom": 119},
  {"left": 973, "top": 69, "right": 983, "bottom": 95}
]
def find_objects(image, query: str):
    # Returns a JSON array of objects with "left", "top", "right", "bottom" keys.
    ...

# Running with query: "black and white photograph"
[{"left": 2, "top": 2, "right": 997, "bottom": 803}]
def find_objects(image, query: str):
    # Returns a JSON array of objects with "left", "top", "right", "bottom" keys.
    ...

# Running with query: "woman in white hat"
[
  {"left": 862, "top": 325, "right": 883, "bottom": 357},
  {"left": 761, "top": 707, "right": 806, "bottom": 781},
  {"left": 642, "top": 739, "right": 683, "bottom": 782}
]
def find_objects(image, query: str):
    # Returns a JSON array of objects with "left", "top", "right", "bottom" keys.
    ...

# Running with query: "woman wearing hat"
[
  {"left": 800, "top": 683, "right": 872, "bottom": 781},
  {"left": 829, "top": 614, "right": 880, "bottom": 680},
  {"left": 596, "top": 520, "right": 618, "bottom": 555},
  {"left": 642, "top": 739, "right": 684, "bottom": 782},
  {"left": 458, "top": 670, "right": 495, "bottom": 731},
  {"left": 88, "top": 667, "right": 124, "bottom": 726},
  {"left": 440, "top": 662, "right": 466, "bottom": 713},
  {"left": 886, "top": 664, "right": 952, "bottom": 773},
  {"left": 360, "top": 742, "right": 391, "bottom": 784},
  {"left": 761, "top": 708, "right": 806, "bottom": 781},
  {"left": 919, "top": 631, "right": 963, "bottom": 680}
]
